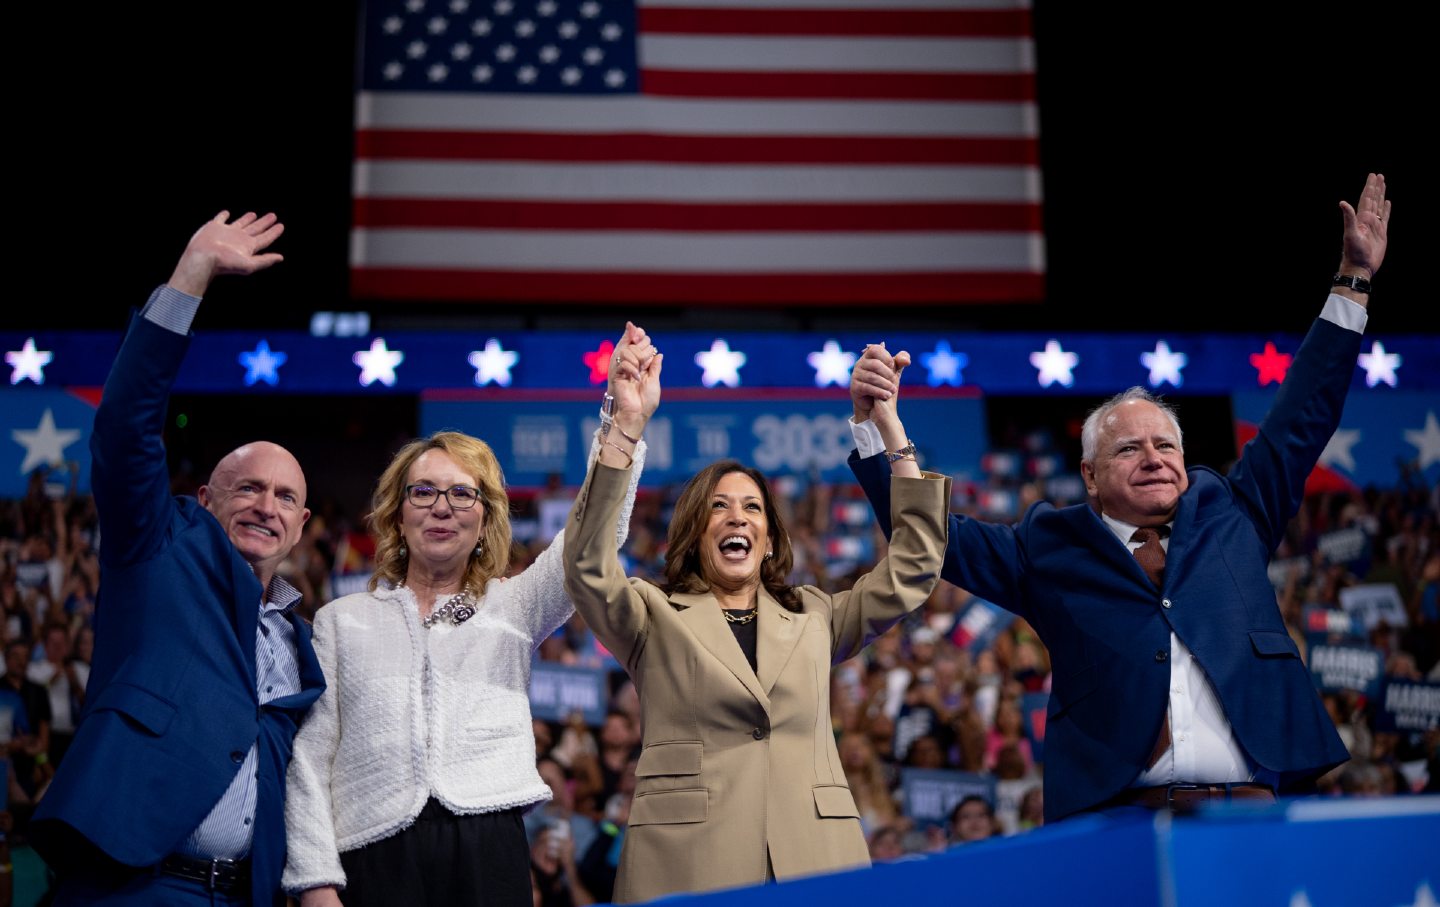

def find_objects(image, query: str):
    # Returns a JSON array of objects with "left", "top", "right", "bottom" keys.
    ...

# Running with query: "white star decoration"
[
  {"left": 1404, "top": 411, "right": 1440, "bottom": 470},
  {"left": 354, "top": 338, "right": 405, "bottom": 387},
  {"left": 452, "top": 42, "right": 472, "bottom": 60},
  {"left": 1140, "top": 340, "right": 1187, "bottom": 388},
  {"left": 383, "top": 61, "right": 404, "bottom": 80},
  {"left": 695, "top": 340, "right": 747, "bottom": 388},
  {"left": 558, "top": 20, "right": 579, "bottom": 38},
  {"left": 920, "top": 341, "right": 966, "bottom": 387},
  {"left": 11, "top": 409, "right": 81, "bottom": 474},
  {"left": 382, "top": 15, "right": 404, "bottom": 34},
  {"left": 515, "top": 18, "right": 535, "bottom": 36},
  {"left": 473, "top": 64, "right": 493, "bottom": 82},
  {"left": 238, "top": 340, "right": 287, "bottom": 387},
  {"left": 604, "top": 68, "right": 626, "bottom": 87},
  {"left": 6, "top": 338, "right": 53, "bottom": 385},
  {"left": 808, "top": 341, "right": 856, "bottom": 388},
  {"left": 517, "top": 65, "right": 537, "bottom": 83},
  {"left": 468, "top": 339, "right": 519, "bottom": 387},
  {"left": 1318, "top": 428, "right": 1361, "bottom": 472},
  {"left": 406, "top": 39, "right": 428, "bottom": 58},
  {"left": 1357, "top": 340, "right": 1402, "bottom": 388},
  {"left": 601, "top": 21, "right": 622, "bottom": 40},
  {"left": 1030, "top": 340, "right": 1079, "bottom": 388}
]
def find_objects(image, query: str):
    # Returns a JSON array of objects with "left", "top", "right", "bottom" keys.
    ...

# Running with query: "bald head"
[{"left": 199, "top": 441, "right": 309, "bottom": 586}]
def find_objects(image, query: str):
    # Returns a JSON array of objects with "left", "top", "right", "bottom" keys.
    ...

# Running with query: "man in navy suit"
[
  {"left": 33, "top": 212, "right": 325, "bottom": 905},
  {"left": 848, "top": 174, "right": 1390, "bottom": 821}
]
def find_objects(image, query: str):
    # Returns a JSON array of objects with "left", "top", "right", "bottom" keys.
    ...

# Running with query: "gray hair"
[{"left": 1080, "top": 387, "right": 1183, "bottom": 462}]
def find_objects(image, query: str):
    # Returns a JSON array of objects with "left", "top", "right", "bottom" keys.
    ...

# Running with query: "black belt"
[
  {"left": 159, "top": 854, "right": 251, "bottom": 893},
  {"left": 1110, "top": 782, "right": 1276, "bottom": 813}
]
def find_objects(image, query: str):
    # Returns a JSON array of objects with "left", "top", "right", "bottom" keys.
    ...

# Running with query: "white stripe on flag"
[
  {"left": 637, "top": 36, "right": 1035, "bottom": 73},
  {"left": 351, "top": 228, "right": 1045, "bottom": 272}
]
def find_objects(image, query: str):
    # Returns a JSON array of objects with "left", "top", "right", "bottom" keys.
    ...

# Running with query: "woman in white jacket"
[{"left": 284, "top": 324, "right": 658, "bottom": 907}]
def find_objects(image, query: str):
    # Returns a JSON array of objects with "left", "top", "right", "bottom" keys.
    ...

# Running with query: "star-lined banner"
[
  {"left": 350, "top": 0, "right": 1045, "bottom": 305},
  {"left": 2, "top": 329, "right": 1436, "bottom": 394}
]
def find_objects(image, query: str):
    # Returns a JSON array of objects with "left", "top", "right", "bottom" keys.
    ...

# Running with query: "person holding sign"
[
  {"left": 563, "top": 340, "right": 950, "bottom": 902},
  {"left": 282, "top": 327, "right": 654, "bottom": 907},
  {"left": 849, "top": 174, "right": 1392, "bottom": 820}
]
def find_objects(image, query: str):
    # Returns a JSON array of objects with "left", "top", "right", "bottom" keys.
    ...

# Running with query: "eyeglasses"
[{"left": 405, "top": 484, "right": 482, "bottom": 510}]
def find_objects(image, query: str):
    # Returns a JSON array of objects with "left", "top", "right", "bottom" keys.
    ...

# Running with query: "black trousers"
[{"left": 338, "top": 799, "right": 531, "bottom": 907}]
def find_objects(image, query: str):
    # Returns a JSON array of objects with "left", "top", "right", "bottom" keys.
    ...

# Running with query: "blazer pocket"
[
  {"left": 88, "top": 682, "right": 178, "bottom": 736},
  {"left": 812, "top": 784, "right": 860, "bottom": 819},
  {"left": 1047, "top": 662, "right": 1100, "bottom": 720},
  {"left": 635, "top": 740, "right": 702, "bottom": 778},
  {"left": 630, "top": 788, "right": 708, "bottom": 826},
  {"left": 1249, "top": 629, "right": 1301, "bottom": 658}
]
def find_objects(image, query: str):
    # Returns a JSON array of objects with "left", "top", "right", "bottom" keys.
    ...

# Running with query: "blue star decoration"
[
  {"left": 921, "top": 341, "right": 968, "bottom": 387},
  {"left": 239, "top": 340, "right": 288, "bottom": 387}
]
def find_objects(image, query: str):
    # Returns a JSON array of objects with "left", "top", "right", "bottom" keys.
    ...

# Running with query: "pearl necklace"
[{"left": 410, "top": 586, "right": 478, "bottom": 628}]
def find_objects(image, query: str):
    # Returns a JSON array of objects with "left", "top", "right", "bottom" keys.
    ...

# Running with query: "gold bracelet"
[
  {"left": 603, "top": 440, "right": 634, "bottom": 469},
  {"left": 614, "top": 424, "right": 642, "bottom": 446}
]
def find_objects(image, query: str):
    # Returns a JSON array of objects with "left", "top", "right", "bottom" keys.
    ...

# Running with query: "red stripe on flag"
[
  {"left": 353, "top": 199, "right": 1043, "bottom": 231},
  {"left": 638, "top": 7, "right": 1033, "bottom": 37},
  {"left": 351, "top": 268, "right": 1044, "bottom": 303},
  {"left": 355, "top": 130, "right": 1039, "bottom": 164},
  {"left": 640, "top": 69, "right": 1035, "bottom": 101}
]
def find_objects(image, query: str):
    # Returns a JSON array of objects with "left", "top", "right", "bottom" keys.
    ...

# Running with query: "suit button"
[
  {"left": 230, "top": 751, "right": 245, "bottom": 763},
  {"left": 1155, "top": 650, "right": 1168, "bottom": 663},
  {"left": 1161, "top": 598, "right": 1173, "bottom": 609},
  {"left": 752, "top": 727, "right": 766, "bottom": 740}
]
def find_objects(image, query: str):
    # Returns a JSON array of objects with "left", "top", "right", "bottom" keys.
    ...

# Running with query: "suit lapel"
[
  {"left": 1162, "top": 482, "right": 1199, "bottom": 591},
  {"left": 1060, "top": 506, "right": 1153, "bottom": 592},
  {"left": 671, "top": 591, "right": 770, "bottom": 710},
  {"left": 756, "top": 588, "right": 805, "bottom": 696}
]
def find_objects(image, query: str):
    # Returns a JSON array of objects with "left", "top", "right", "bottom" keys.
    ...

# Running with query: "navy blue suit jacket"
[
  {"left": 851, "top": 317, "right": 1353, "bottom": 821},
  {"left": 33, "top": 315, "right": 325, "bottom": 906}
]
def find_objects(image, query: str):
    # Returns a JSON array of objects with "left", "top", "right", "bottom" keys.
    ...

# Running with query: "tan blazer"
[{"left": 564, "top": 463, "right": 950, "bottom": 903}]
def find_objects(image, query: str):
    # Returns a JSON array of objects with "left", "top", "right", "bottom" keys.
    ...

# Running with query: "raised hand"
[
  {"left": 168, "top": 210, "right": 286, "bottom": 297},
  {"left": 1338, "top": 173, "right": 1391, "bottom": 278},
  {"left": 851, "top": 343, "right": 897, "bottom": 423},
  {"left": 870, "top": 350, "right": 911, "bottom": 431},
  {"left": 606, "top": 321, "right": 663, "bottom": 440}
]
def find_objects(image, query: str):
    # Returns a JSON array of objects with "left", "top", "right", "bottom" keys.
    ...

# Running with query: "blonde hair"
[{"left": 368, "top": 431, "right": 512, "bottom": 594}]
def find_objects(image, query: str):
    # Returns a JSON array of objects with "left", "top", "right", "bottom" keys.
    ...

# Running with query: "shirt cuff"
[
  {"left": 141, "top": 285, "right": 202, "bottom": 336},
  {"left": 849, "top": 417, "right": 886, "bottom": 459},
  {"left": 1319, "top": 292, "right": 1367, "bottom": 334}
]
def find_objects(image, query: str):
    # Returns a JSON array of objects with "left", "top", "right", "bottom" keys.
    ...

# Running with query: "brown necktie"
[
  {"left": 1131, "top": 528, "right": 1166, "bottom": 589},
  {"left": 1131, "top": 527, "right": 1171, "bottom": 765}
]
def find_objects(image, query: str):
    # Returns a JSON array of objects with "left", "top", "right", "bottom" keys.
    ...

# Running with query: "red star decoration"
[
  {"left": 1249, "top": 342, "right": 1292, "bottom": 386},
  {"left": 582, "top": 340, "right": 614, "bottom": 385}
]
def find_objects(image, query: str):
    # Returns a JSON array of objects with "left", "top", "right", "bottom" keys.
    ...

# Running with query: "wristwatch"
[{"left": 886, "top": 441, "right": 917, "bottom": 463}]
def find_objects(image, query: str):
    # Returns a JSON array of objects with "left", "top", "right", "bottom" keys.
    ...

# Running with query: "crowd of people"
[
  {"left": 4, "top": 443, "right": 1436, "bottom": 902},
  {"left": 3, "top": 177, "right": 1433, "bottom": 907}
]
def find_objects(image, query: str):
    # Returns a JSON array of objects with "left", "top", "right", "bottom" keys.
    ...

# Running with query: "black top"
[{"left": 724, "top": 611, "right": 759, "bottom": 674}]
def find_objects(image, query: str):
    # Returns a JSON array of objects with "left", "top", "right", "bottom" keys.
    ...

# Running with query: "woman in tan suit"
[{"left": 563, "top": 344, "right": 948, "bottom": 902}]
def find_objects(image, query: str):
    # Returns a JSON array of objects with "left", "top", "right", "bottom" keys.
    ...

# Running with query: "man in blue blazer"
[
  {"left": 848, "top": 175, "right": 1390, "bottom": 821},
  {"left": 33, "top": 212, "right": 325, "bottom": 905}
]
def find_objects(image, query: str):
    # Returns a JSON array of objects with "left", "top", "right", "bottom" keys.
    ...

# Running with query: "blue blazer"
[
  {"left": 33, "top": 315, "right": 325, "bottom": 907},
  {"left": 851, "top": 317, "right": 1353, "bottom": 821}
]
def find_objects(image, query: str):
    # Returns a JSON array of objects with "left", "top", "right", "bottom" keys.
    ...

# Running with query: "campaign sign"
[
  {"left": 1267, "top": 555, "right": 1310, "bottom": 590},
  {"left": 528, "top": 663, "right": 608, "bottom": 724},
  {"left": 1021, "top": 691, "right": 1048, "bottom": 764},
  {"left": 1308, "top": 643, "right": 1384, "bottom": 697},
  {"left": 948, "top": 597, "right": 1015, "bottom": 656},
  {"left": 1338, "top": 582, "right": 1408, "bottom": 630},
  {"left": 1316, "top": 527, "right": 1370, "bottom": 569},
  {"left": 424, "top": 395, "right": 988, "bottom": 487},
  {"left": 1301, "top": 605, "right": 1365, "bottom": 643},
  {"left": 1375, "top": 680, "right": 1440, "bottom": 733},
  {"left": 898, "top": 768, "right": 996, "bottom": 826}
]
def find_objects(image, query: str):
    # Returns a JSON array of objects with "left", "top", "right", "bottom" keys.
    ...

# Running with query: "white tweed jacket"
[{"left": 282, "top": 442, "right": 644, "bottom": 894}]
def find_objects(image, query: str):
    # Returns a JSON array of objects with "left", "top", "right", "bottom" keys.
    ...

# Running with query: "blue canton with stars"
[{"left": 363, "top": 0, "right": 639, "bottom": 94}]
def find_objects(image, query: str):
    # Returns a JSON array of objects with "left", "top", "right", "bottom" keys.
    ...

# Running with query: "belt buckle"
[
  {"left": 205, "top": 858, "right": 235, "bottom": 892},
  {"left": 1165, "top": 783, "right": 1207, "bottom": 812}
]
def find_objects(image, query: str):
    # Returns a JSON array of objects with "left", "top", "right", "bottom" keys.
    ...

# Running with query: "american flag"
[{"left": 353, "top": 0, "right": 1043, "bottom": 305}]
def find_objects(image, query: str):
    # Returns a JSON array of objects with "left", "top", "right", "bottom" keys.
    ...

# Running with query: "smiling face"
[
  {"left": 400, "top": 448, "right": 485, "bottom": 581},
  {"left": 1081, "top": 399, "right": 1189, "bottom": 527},
  {"left": 199, "top": 442, "right": 310, "bottom": 586},
  {"left": 697, "top": 471, "right": 771, "bottom": 596}
]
